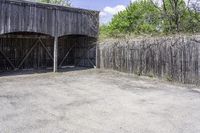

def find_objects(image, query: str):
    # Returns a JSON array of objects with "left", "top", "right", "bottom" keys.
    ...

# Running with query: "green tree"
[
  {"left": 108, "top": 9, "right": 130, "bottom": 36},
  {"left": 99, "top": 25, "right": 111, "bottom": 39},
  {"left": 38, "top": 0, "right": 71, "bottom": 6},
  {"left": 106, "top": 0, "right": 161, "bottom": 37},
  {"left": 161, "top": 0, "right": 188, "bottom": 32},
  {"left": 100, "top": 0, "right": 200, "bottom": 37},
  {"left": 160, "top": 0, "right": 200, "bottom": 33}
]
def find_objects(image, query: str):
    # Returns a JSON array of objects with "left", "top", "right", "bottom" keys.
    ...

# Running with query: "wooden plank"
[{"left": 39, "top": 38, "right": 54, "bottom": 60}]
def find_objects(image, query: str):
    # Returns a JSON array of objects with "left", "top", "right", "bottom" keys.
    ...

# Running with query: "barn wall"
[
  {"left": 0, "top": 0, "right": 99, "bottom": 38},
  {"left": 99, "top": 36, "right": 200, "bottom": 84}
]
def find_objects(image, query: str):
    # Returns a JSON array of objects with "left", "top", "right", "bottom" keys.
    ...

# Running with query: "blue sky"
[{"left": 71, "top": 0, "right": 134, "bottom": 24}]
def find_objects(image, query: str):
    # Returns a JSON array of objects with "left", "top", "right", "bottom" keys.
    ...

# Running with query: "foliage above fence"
[{"left": 100, "top": 0, "right": 200, "bottom": 38}]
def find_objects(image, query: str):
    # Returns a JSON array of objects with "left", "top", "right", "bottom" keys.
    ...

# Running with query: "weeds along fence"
[{"left": 98, "top": 36, "right": 200, "bottom": 84}]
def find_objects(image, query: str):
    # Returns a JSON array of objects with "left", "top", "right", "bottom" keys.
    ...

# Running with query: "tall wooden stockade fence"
[{"left": 97, "top": 36, "right": 200, "bottom": 84}]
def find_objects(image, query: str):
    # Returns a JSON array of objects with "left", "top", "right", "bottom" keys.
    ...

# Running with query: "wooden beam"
[
  {"left": 59, "top": 43, "right": 76, "bottom": 67},
  {"left": 53, "top": 37, "right": 58, "bottom": 72},
  {"left": 39, "top": 38, "right": 54, "bottom": 60},
  {"left": 87, "top": 46, "right": 96, "bottom": 68},
  {"left": 0, "top": 49, "right": 16, "bottom": 69},
  {"left": 17, "top": 40, "right": 39, "bottom": 69},
  {"left": 0, "top": 35, "right": 52, "bottom": 39},
  {"left": 87, "top": 57, "right": 95, "bottom": 68},
  {"left": 75, "top": 45, "right": 96, "bottom": 67}
]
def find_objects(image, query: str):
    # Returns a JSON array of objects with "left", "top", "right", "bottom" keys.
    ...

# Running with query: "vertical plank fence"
[{"left": 99, "top": 36, "right": 200, "bottom": 84}]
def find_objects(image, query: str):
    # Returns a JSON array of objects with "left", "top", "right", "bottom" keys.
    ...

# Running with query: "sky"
[{"left": 70, "top": 0, "right": 134, "bottom": 24}]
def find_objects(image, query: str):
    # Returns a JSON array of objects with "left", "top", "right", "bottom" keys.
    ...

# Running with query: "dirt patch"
[{"left": 0, "top": 69, "right": 200, "bottom": 133}]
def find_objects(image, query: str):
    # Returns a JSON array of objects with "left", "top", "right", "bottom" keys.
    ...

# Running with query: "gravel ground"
[{"left": 0, "top": 69, "right": 200, "bottom": 133}]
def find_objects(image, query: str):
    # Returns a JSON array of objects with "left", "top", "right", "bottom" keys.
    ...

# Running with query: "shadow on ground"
[{"left": 0, "top": 66, "right": 91, "bottom": 77}]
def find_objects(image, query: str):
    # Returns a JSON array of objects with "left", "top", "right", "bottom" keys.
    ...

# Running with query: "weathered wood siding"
[
  {"left": 0, "top": 0, "right": 99, "bottom": 38},
  {"left": 99, "top": 36, "right": 200, "bottom": 84}
]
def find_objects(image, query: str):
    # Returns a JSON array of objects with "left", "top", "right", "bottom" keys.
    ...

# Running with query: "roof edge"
[{"left": 2, "top": 0, "right": 100, "bottom": 14}]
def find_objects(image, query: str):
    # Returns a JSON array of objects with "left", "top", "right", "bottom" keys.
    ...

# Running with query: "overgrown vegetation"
[
  {"left": 100, "top": 0, "right": 200, "bottom": 38},
  {"left": 37, "top": 0, "right": 71, "bottom": 6}
]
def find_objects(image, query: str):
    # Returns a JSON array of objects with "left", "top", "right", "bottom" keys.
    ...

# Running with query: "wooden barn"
[{"left": 0, "top": 0, "right": 99, "bottom": 73}]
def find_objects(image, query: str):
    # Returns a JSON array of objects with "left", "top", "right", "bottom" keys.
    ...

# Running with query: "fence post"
[{"left": 96, "top": 43, "right": 100, "bottom": 68}]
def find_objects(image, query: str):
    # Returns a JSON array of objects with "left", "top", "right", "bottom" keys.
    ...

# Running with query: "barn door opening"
[
  {"left": 23, "top": 38, "right": 54, "bottom": 70},
  {"left": 0, "top": 32, "right": 54, "bottom": 72},
  {"left": 58, "top": 35, "right": 97, "bottom": 69}
]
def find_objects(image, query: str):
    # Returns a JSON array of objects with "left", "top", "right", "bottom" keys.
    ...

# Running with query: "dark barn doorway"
[
  {"left": 58, "top": 35, "right": 97, "bottom": 69},
  {"left": 0, "top": 32, "right": 54, "bottom": 72},
  {"left": 0, "top": 33, "right": 97, "bottom": 73}
]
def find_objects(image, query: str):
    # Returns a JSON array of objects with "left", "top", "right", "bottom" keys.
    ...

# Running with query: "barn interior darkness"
[{"left": 0, "top": 32, "right": 97, "bottom": 72}]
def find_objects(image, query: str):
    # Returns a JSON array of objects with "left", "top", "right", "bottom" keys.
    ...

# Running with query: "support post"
[{"left": 54, "top": 36, "right": 58, "bottom": 72}]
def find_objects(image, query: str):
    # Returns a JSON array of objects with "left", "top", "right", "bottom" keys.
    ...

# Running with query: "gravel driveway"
[{"left": 0, "top": 69, "right": 200, "bottom": 133}]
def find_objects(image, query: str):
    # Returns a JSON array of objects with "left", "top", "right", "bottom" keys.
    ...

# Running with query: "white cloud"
[
  {"left": 100, "top": 12, "right": 107, "bottom": 17},
  {"left": 100, "top": 5, "right": 126, "bottom": 24},
  {"left": 104, "top": 5, "right": 126, "bottom": 15}
]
